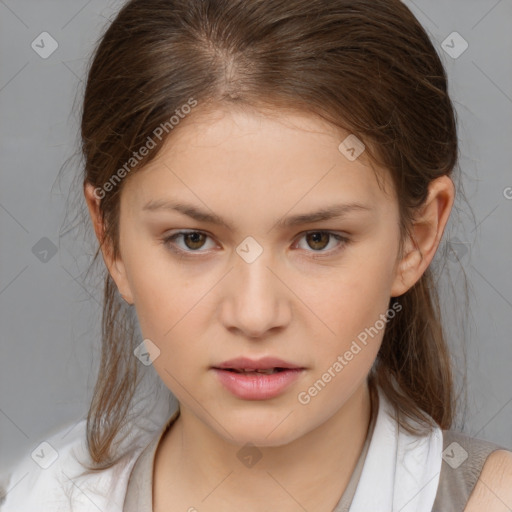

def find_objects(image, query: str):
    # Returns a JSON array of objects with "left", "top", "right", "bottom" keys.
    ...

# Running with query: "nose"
[{"left": 218, "top": 248, "right": 292, "bottom": 339}]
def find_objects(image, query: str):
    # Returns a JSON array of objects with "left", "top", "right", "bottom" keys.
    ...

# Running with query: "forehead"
[{"left": 121, "top": 106, "right": 396, "bottom": 219}]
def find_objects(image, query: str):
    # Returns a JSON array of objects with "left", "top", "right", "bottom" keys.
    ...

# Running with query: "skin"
[
  {"left": 465, "top": 450, "right": 512, "bottom": 511},
  {"left": 85, "top": 105, "right": 457, "bottom": 511}
]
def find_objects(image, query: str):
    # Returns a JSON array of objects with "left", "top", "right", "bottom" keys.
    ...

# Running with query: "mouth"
[
  {"left": 219, "top": 367, "right": 291, "bottom": 375},
  {"left": 212, "top": 356, "right": 304, "bottom": 373},
  {"left": 211, "top": 357, "right": 305, "bottom": 400}
]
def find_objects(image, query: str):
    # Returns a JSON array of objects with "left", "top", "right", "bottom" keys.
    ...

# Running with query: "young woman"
[{"left": 2, "top": 0, "right": 512, "bottom": 511}]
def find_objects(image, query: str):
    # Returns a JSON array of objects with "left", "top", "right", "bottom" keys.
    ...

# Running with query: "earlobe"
[
  {"left": 390, "top": 240, "right": 422, "bottom": 297},
  {"left": 390, "top": 175, "right": 455, "bottom": 298},
  {"left": 107, "top": 254, "right": 134, "bottom": 305},
  {"left": 110, "top": 260, "right": 135, "bottom": 305},
  {"left": 83, "top": 182, "right": 135, "bottom": 305}
]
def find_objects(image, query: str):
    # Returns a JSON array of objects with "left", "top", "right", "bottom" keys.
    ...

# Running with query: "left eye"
[
  {"left": 295, "top": 231, "right": 348, "bottom": 253},
  {"left": 162, "top": 230, "right": 348, "bottom": 255}
]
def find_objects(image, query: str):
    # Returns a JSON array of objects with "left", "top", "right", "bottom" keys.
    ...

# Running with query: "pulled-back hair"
[{"left": 79, "top": 0, "right": 461, "bottom": 471}]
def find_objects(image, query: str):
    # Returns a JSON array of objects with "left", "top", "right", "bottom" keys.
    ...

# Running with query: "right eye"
[{"left": 162, "top": 230, "right": 217, "bottom": 255}]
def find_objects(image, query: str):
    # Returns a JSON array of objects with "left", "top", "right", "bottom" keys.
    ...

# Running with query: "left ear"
[{"left": 390, "top": 175, "right": 455, "bottom": 297}]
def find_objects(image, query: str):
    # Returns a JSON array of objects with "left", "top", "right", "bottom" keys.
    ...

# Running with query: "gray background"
[{"left": 1, "top": 0, "right": 511, "bottom": 480}]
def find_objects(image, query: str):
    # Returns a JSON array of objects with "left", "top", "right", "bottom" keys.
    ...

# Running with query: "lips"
[{"left": 211, "top": 356, "right": 306, "bottom": 399}]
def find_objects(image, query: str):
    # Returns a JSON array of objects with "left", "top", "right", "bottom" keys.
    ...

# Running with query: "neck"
[{"left": 154, "top": 382, "right": 374, "bottom": 512}]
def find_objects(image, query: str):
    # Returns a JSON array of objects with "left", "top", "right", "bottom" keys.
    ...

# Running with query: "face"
[{"left": 103, "top": 106, "right": 408, "bottom": 447}]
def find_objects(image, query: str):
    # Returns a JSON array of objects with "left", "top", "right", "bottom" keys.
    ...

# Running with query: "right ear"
[{"left": 83, "top": 182, "right": 135, "bottom": 304}]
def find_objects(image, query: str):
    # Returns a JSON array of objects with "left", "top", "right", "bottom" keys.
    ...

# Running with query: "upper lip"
[{"left": 213, "top": 356, "right": 303, "bottom": 371}]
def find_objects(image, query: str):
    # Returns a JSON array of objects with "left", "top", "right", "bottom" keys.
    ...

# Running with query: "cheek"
[
  {"left": 125, "top": 254, "right": 220, "bottom": 390},
  {"left": 124, "top": 238, "right": 209, "bottom": 335},
  {"left": 305, "top": 248, "right": 397, "bottom": 361}
]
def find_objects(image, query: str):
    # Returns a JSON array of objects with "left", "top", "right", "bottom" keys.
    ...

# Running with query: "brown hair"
[{"left": 78, "top": 0, "right": 465, "bottom": 472}]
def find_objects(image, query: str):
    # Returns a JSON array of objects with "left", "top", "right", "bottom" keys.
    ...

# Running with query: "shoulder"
[
  {"left": 432, "top": 429, "right": 510, "bottom": 512},
  {"left": 1, "top": 418, "right": 88, "bottom": 511},
  {"left": 0, "top": 418, "right": 151, "bottom": 512},
  {"left": 465, "top": 449, "right": 512, "bottom": 511}
]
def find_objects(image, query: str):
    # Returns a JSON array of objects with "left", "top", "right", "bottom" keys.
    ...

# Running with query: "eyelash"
[{"left": 161, "top": 230, "right": 350, "bottom": 259}]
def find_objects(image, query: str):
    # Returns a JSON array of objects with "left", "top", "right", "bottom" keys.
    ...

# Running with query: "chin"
[{"left": 215, "top": 412, "right": 304, "bottom": 448}]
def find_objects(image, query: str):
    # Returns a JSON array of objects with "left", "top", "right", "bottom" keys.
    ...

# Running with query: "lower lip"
[{"left": 212, "top": 368, "right": 304, "bottom": 400}]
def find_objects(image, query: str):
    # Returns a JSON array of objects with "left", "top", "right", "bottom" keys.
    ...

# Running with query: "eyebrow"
[{"left": 142, "top": 199, "right": 372, "bottom": 230}]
